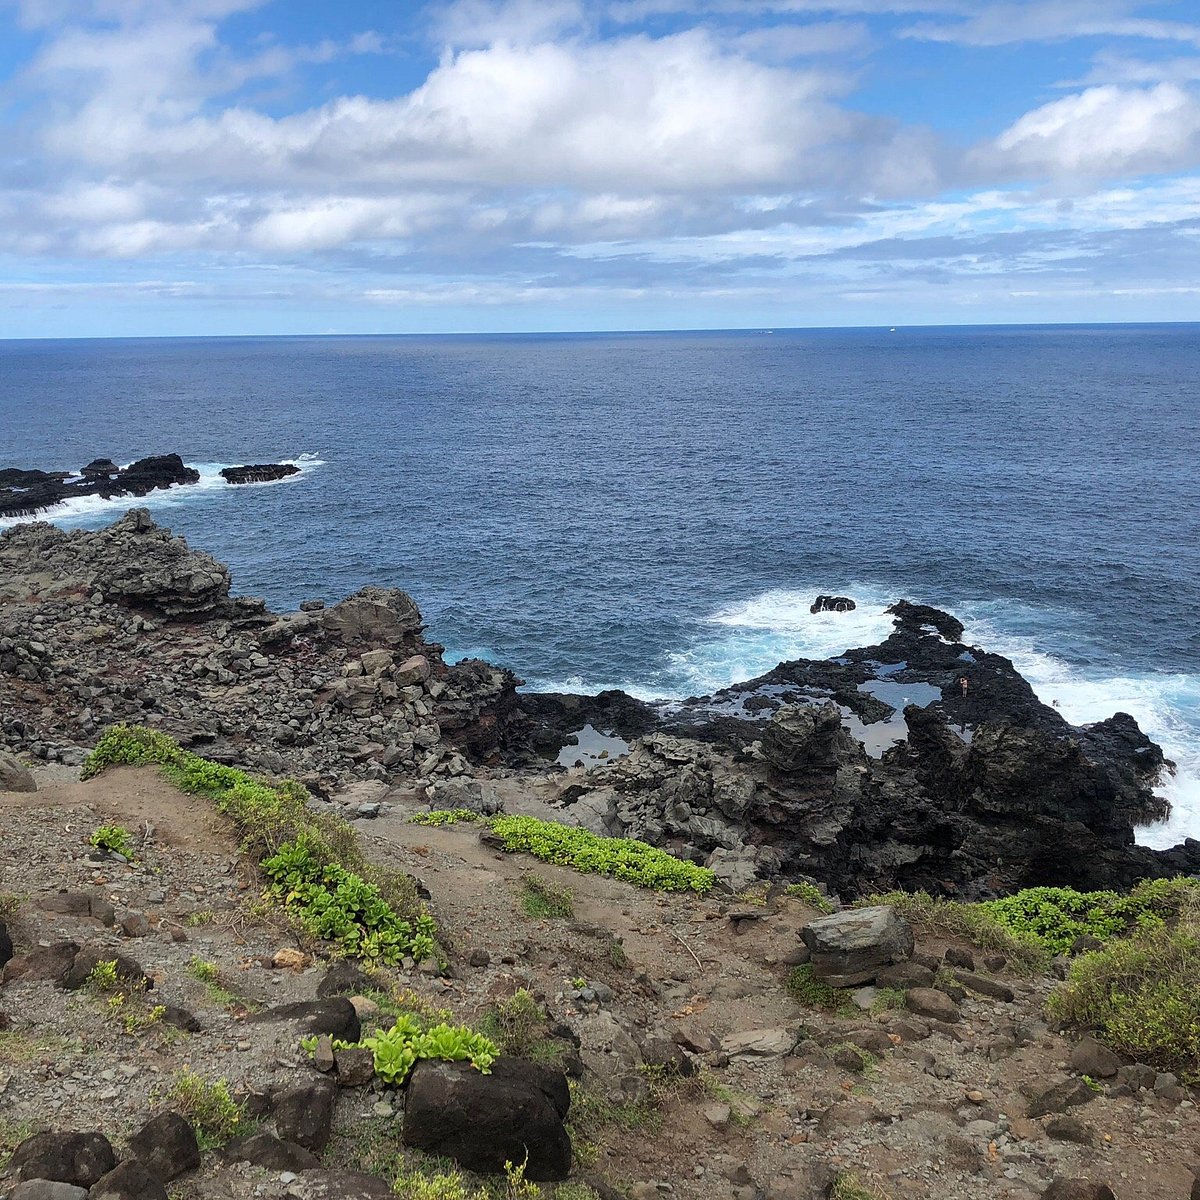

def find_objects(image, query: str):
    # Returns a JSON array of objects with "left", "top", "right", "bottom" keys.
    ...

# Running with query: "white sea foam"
[
  {"left": 0, "top": 454, "right": 325, "bottom": 530},
  {"left": 602, "top": 585, "right": 1200, "bottom": 847}
]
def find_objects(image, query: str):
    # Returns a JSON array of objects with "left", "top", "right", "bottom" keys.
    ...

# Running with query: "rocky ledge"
[
  {"left": 1, "top": 456, "right": 302, "bottom": 519},
  {"left": 0, "top": 512, "right": 1195, "bottom": 902}
]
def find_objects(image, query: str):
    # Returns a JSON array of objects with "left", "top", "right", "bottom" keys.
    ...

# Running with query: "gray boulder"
[
  {"left": 801, "top": 905, "right": 914, "bottom": 986},
  {"left": 0, "top": 750, "right": 36, "bottom": 792},
  {"left": 322, "top": 587, "right": 422, "bottom": 647}
]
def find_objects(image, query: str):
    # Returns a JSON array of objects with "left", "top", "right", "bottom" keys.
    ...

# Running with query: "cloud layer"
[{"left": 1, "top": 0, "right": 1198, "bottom": 332}]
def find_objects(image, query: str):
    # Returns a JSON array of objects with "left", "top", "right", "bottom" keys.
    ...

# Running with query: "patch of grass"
[
  {"left": 0, "top": 891, "right": 23, "bottom": 919},
  {"left": 736, "top": 881, "right": 771, "bottom": 906},
  {"left": 864, "top": 891, "right": 1049, "bottom": 973},
  {"left": 82, "top": 726, "right": 434, "bottom": 964},
  {"left": 520, "top": 874, "right": 574, "bottom": 920},
  {"left": 0, "top": 1031, "right": 75, "bottom": 1067},
  {"left": 1048, "top": 898, "right": 1200, "bottom": 1082},
  {"left": 185, "top": 910, "right": 217, "bottom": 927},
  {"left": 785, "top": 881, "right": 835, "bottom": 914},
  {"left": 162, "top": 1069, "right": 245, "bottom": 1150},
  {"left": 477, "top": 988, "right": 562, "bottom": 1063},
  {"left": 185, "top": 957, "right": 239, "bottom": 1008},
  {"left": 488, "top": 814, "right": 714, "bottom": 894},
  {"left": 607, "top": 937, "right": 628, "bottom": 969},
  {"left": 0, "top": 1117, "right": 33, "bottom": 1172},
  {"left": 869, "top": 986, "right": 907, "bottom": 1016},
  {"left": 831, "top": 1171, "right": 891, "bottom": 1200},
  {"left": 89, "top": 823, "right": 133, "bottom": 857},
  {"left": 786, "top": 964, "right": 855, "bottom": 1015}
]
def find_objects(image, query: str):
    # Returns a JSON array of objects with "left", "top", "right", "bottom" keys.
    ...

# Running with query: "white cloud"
[
  {"left": 985, "top": 83, "right": 1200, "bottom": 176},
  {"left": 32, "top": 29, "right": 892, "bottom": 194},
  {"left": 433, "top": 0, "right": 588, "bottom": 47},
  {"left": 903, "top": 1, "right": 1200, "bottom": 48}
]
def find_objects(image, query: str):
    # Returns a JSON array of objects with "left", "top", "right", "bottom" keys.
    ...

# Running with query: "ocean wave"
[{"left": 0, "top": 453, "right": 325, "bottom": 530}]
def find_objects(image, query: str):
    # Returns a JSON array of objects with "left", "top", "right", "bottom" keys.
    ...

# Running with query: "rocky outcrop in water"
[
  {"left": 810, "top": 594, "right": 856, "bottom": 613},
  {"left": 220, "top": 464, "right": 301, "bottom": 485},
  {"left": 0, "top": 454, "right": 200, "bottom": 519},
  {"left": 516, "top": 603, "right": 1194, "bottom": 898}
]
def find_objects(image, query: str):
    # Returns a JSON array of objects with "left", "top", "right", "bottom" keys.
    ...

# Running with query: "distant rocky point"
[{"left": 0, "top": 455, "right": 302, "bottom": 519}]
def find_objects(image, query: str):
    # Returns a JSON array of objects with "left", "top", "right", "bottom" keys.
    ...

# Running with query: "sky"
[{"left": 1, "top": 0, "right": 1199, "bottom": 337}]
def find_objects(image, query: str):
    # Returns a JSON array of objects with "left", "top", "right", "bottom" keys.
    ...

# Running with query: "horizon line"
[{"left": 2, "top": 318, "right": 1200, "bottom": 344}]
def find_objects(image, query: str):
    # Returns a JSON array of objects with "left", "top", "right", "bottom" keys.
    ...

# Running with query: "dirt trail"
[{"left": 1, "top": 770, "right": 1197, "bottom": 1200}]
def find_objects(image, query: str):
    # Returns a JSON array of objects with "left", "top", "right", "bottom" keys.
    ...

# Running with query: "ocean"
[{"left": 2, "top": 325, "right": 1198, "bottom": 847}]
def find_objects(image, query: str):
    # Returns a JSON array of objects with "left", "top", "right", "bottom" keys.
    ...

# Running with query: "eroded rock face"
[
  {"left": 527, "top": 601, "right": 1192, "bottom": 898},
  {"left": 810, "top": 595, "right": 855, "bottom": 613},
  {"left": 402, "top": 1058, "right": 572, "bottom": 1181},
  {"left": 0, "top": 513, "right": 522, "bottom": 790},
  {"left": 0, "top": 509, "right": 230, "bottom": 617}
]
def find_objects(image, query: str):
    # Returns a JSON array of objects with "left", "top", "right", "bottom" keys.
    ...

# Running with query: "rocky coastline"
[
  {"left": 0, "top": 456, "right": 301, "bottom": 520},
  {"left": 2, "top": 510, "right": 1199, "bottom": 1200},
  {"left": 0, "top": 510, "right": 1195, "bottom": 902}
]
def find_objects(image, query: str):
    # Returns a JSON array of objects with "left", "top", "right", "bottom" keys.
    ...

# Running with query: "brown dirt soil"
[{"left": 0, "top": 768, "right": 1198, "bottom": 1200}]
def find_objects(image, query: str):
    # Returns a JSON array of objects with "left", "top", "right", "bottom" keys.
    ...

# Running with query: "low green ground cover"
[
  {"left": 82, "top": 726, "right": 435, "bottom": 963},
  {"left": 415, "top": 809, "right": 713, "bottom": 894}
]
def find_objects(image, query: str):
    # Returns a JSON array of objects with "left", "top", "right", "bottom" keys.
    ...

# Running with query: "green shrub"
[
  {"left": 162, "top": 1069, "right": 245, "bottom": 1149},
  {"left": 488, "top": 814, "right": 714, "bottom": 893},
  {"left": 869, "top": 878, "right": 1200, "bottom": 969},
  {"left": 520, "top": 874, "right": 574, "bottom": 919},
  {"left": 786, "top": 964, "right": 854, "bottom": 1015},
  {"left": 82, "top": 726, "right": 434, "bottom": 962},
  {"left": 785, "top": 881, "right": 834, "bottom": 914},
  {"left": 262, "top": 834, "right": 437, "bottom": 964},
  {"left": 89, "top": 824, "right": 133, "bottom": 857},
  {"left": 313, "top": 1015, "right": 499, "bottom": 1088},
  {"left": 1047, "top": 907, "right": 1200, "bottom": 1081}
]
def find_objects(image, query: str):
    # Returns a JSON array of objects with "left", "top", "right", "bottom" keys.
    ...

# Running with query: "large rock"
[
  {"left": 402, "top": 1058, "right": 572, "bottom": 1181},
  {"left": 2, "top": 941, "right": 79, "bottom": 987},
  {"left": 124, "top": 1112, "right": 200, "bottom": 1182},
  {"left": 0, "top": 750, "right": 36, "bottom": 792},
  {"left": 321, "top": 587, "right": 423, "bottom": 647},
  {"left": 245, "top": 998, "right": 360, "bottom": 1043},
  {"left": 270, "top": 1079, "right": 337, "bottom": 1152},
  {"left": 224, "top": 1132, "right": 320, "bottom": 1172},
  {"left": 284, "top": 1173, "right": 395, "bottom": 1200},
  {"left": 12, "top": 1131, "right": 116, "bottom": 1187},
  {"left": 88, "top": 1160, "right": 168, "bottom": 1200},
  {"left": 8, "top": 1184, "right": 88, "bottom": 1200},
  {"left": 219, "top": 464, "right": 300, "bottom": 485},
  {"left": 0, "top": 920, "right": 12, "bottom": 968},
  {"left": 801, "top": 906, "right": 914, "bottom": 987}
]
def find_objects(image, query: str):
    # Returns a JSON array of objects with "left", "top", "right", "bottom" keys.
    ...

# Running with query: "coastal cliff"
[{"left": 0, "top": 511, "right": 1193, "bottom": 902}]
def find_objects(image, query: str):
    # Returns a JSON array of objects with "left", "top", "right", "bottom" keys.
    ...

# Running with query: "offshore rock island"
[
  {"left": 0, "top": 455, "right": 301, "bottom": 521},
  {"left": 0, "top": 511, "right": 1191, "bottom": 901}
]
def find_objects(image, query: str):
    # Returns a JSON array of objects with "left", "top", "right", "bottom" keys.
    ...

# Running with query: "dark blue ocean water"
[{"left": 2, "top": 325, "right": 1199, "bottom": 842}]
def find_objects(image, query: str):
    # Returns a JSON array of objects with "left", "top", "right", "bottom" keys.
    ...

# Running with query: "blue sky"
[{"left": 1, "top": 0, "right": 1199, "bottom": 337}]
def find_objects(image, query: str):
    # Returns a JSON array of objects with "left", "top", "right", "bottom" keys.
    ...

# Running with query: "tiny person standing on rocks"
[{"left": 958, "top": 675, "right": 969, "bottom": 699}]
